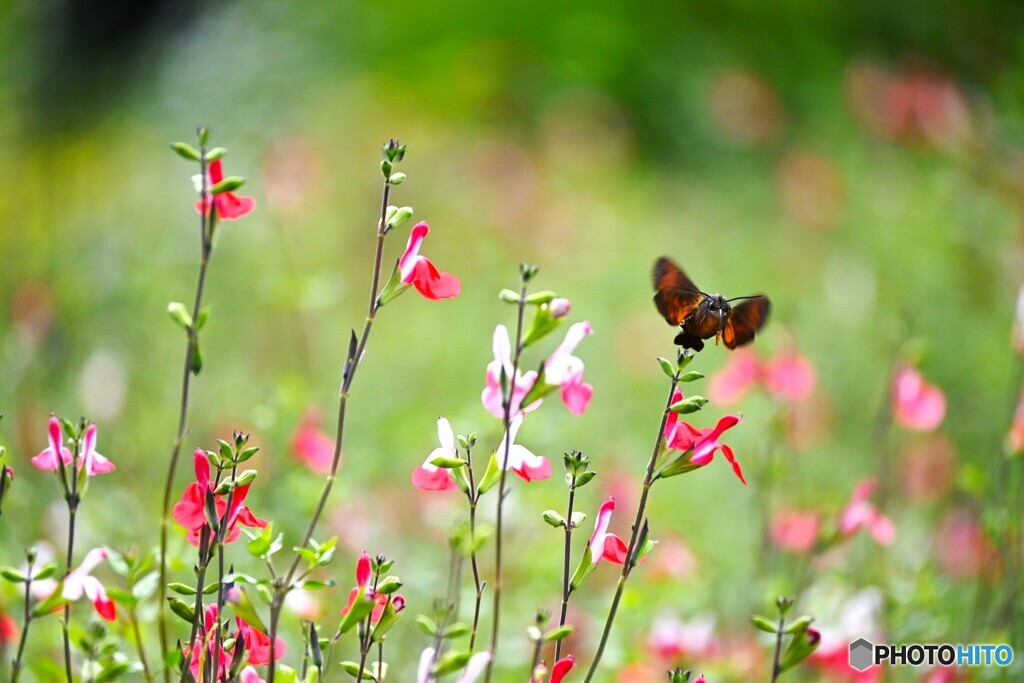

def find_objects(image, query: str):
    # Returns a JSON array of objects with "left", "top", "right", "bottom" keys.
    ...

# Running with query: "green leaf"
[
  {"left": 132, "top": 572, "right": 159, "bottom": 601},
  {"left": 95, "top": 662, "right": 132, "bottom": 682},
  {"left": 544, "top": 625, "right": 574, "bottom": 642},
  {"left": 339, "top": 662, "right": 375, "bottom": 680},
  {"left": 669, "top": 396, "right": 708, "bottom": 414},
  {"left": 657, "top": 357, "right": 675, "bottom": 378},
  {"left": 542, "top": 510, "right": 566, "bottom": 528},
  {"left": 477, "top": 453, "right": 503, "bottom": 495},
  {"left": 575, "top": 471, "right": 597, "bottom": 488},
  {"left": 167, "top": 582, "right": 197, "bottom": 596},
  {"left": 170, "top": 142, "right": 201, "bottom": 162},
  {"left": 416, "top": 615, "right": 438, "bottom": 637},
  {"left": 105, "top": 588, "right": 138, "bottom": 609},
  {"left": 751, "top": 616, "right": 777, "bottom": 634},
  {"left": 168, "top": 598, "right": 195, "bottom": 624},
  {"left": 210, "top": 176, "right": 245, "bottom": 194},
  {"left": 337, "top": 590, "right": 375, "bottom": 634},
  {"left": 0, "top": 566, "right": 26, "bottom": 583},
  {"left": 204, "top": 147, "right": 227, "bottom": 162},
  {"left": 374, "top": 576, "right": 402, "bottom": 595},
  {"left": 443, "top": 623, "right": 470, "bottom": 639},
  {"left": 678, "top": 371, "right": 705, "bottom": 383},
  {"left": 33, "top": 562, "right": 60, "bottom": 581},
  {"left": 432, "top": 651, "right": 471, "bottom": 677}
]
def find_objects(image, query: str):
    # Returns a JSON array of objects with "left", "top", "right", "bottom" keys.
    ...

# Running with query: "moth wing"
[
  {"left": 722, "top": 296, "right": 770, "bottom": 349},
  {"left": 652, "top": 257, "right": 705, "bottom": 325}
]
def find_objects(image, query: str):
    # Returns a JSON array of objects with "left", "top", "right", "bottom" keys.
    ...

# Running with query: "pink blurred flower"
[
  {"left": 544, "top": 322, "right": 595, "bottom": 416},
  {"left": 648, "top": 614, "right": 718, "bottom": 661},
  {"left": 398, "top": 223, "right": 461, "bottom": 300},
  {"left": 31, "top": 416, "right": 72, "bottom": 471},
  {"left": 291, "top": 412, "right": 337, "bottom": 473},
  {"left": 899, "top": 435, "right": 956, "bottom": 502},
  {"left": 664, "top": 392, "right": 745, "bottom": 483},
  {"left": 549, "top": 298, "right": 571, "bottom": 318},
  {"left": 495, "top": 414, "right": 551, "bottom": 483},
  {"left": 807, "top": 587, "right": 884, "bottom": 683},
  {"left": 838, "top": 479, "right": 895, "bottom": 545},
  {"left": 892, "top": 364, "right": 945, "bottom": 431},
  {"left": 284, "top": 588, "right": 322, "bottom": 620},
  {"left": 483, "top": 325, "right": 542, "bottom": 418},
  {"left": 770, "top": 509, "right": 821, "bottom": 554},
  {"left": 935, "top": 509, "right": 995, "bottom": 580},
  {"left": 648, "top": 535, "right": 699, "bottom": 582},
  {"left": 412, "top": 418, "right": 461, "bottom": 492},
  {"left": 240, "top": 667, "right": 266, "bottom": 683},
  {"left": 62, "top": 547, "right": 116, "bottom": 622},
  {"left": 588, "top": 497, "right": 627, "bottom": 565},
  {"left": 0, "top": 612, "right": 16, "bottom": 647},
  {"left": 708, "top": 349, "right": 815, "bottom": 406},
  {"left": 173, "top": 450, "right": 267, "bottom": 546},
  {"left": 195, "top": 160, "right": 256, "bottom": 221}
]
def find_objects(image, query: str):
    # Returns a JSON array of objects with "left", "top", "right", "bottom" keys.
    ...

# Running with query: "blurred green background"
[{"left": 1, "top": 0, "right": 1024, "bottom": 680}]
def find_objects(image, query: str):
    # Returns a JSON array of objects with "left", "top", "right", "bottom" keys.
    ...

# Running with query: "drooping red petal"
[
  {"left": 549, "top": 655, "right": 575, "bottom": 683},
  {"left": 601, "top": 534, "right": 629, "bottom": 565},
  {"left": 215, "top": 192, "right": 256, "bottom": 221},
  {"left": 411, "top": 466, "right": 458, "bottom": 491},
  {"left": 409, "top": 259, "right": 461, "bottom": 300},
  {"left": 721, "top": 445, "right": 746, "bottom": 484}
]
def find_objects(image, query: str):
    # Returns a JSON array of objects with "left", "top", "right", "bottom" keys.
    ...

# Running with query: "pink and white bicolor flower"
[
  {"left": 588, "top": 497, "right": 628, "bottom": 565},
  {"left": 543, "top": 322, "right": 594, "bottom": 416},
  {"left": 495, "top": 414, "right": 551, "bottom": 483},
  {"left": 892, "top": 364, "right": 946, "bottom": 432},
  {"left": 78, "top": 424, "right": 115, "bottom": 476},
  {"left": 482, "top": 325, "right": 541, "bottom": 418},
  {"left": 62, "top": 547, "right": 116, "bottom": 622},
  {"left": 412, "top": 418, "right": 460, "bottom": 492}
]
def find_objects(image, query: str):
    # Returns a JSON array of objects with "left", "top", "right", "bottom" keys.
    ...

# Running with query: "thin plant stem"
[
  {"left": 554, "top": 473, "right": 577, "bottom": 662},
  {"left": 128, "top": 607, "right": 155, "bottom": 683},
  {"left": 527, "top": 636, "right": 543, "bottom": 683},
  {"left": 159, "top": 139, "right": 212, "bottom": 682},
  {"left": 582, "top": 377, "right": 679, "bottom": 683},
  {"left": 463, "top": 445, "right": 485, "bottom": 651},
  {"left": 267, "top": 175, "right": 393, "bottom": 683},
  {"left": 62, "top": 430, "right": 82, "bottom": 683},
  {"left": 483, "top": 279, "right": 528, "bottom": 683},
  {"left": 10, "top": 557, "right": 35, "bottom": 683},
  {"left": 354, "top": 572, "right": 381, "bottom": 683},
  {"left": 770, "top": 614, "right": 786, "bottom": 683}
]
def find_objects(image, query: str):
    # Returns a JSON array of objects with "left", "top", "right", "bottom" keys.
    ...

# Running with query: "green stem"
[
  {"left": 128, "top": 608, "right": 155, "bottom": 683},
  {"left": 554, "top": 476, "right": 577, "bottom": 662},
  {"left": 267, "top": 176, "right": 393, "bottom": 683},
  {"left": 159, "top": 140, "right": 213, "bottom": 683},
  {"left": 10, "top": 558, "right": 35, "bottom": 683},
  {"left": 770, "top": 615, "right": 786, "bottom": 683},
  {"left": 483, "top": 279, "right": 529, "bottom": 683},
  {"left": 582, "top": 377, "right": 678, "bottom": 683}
]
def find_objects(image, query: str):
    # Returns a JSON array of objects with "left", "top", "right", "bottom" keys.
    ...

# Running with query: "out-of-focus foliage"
[{"left": 1, "top": 1, "right": 1023, "bottom": 681}]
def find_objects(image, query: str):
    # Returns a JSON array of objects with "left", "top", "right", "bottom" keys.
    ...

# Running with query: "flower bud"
[
  {"left": 170, "top": 142, "right": 201, "bottom": 161},
  {"left": 167, "top": 302, "right": 193, "bottom": 330},
  {"left": 234, "top": 469, "right": 258, "bottom": 486},
  {"left": 569, "top": 511, "right": 587, "bottom": 528},
  {"left": 387, "top": 206, "right": 414, "bottom": 231},
  {"left": 669, "top": 396, "right": 709, "bottom": 414},
  {"left": 668, "top": 668, "right": 691, "bottom": 683},
  {"left": 205, "top": 147, "right": 226, "bottom": 162},
  {"left": 549, "top": 298, "right": 571, "bottom": 318},
  {"left": 524, "top": 291, "right": 558, "bottom": 305},
  {"left": 389, "top": 172, "right": 406, "bottom": 185},
  {"left": 542, "top": 510, "right": 567, "bottom": 528},
  {"left": 211, "top": 176, "right": 246, "bottom": 195},
  {"left": 544, "top": 625, "right": 574, "bottom": 642},
  {"left": 750, "top": 615, "right": 777, "bottom": 633},
  {"left": 678, "top": 371, "right": 705, "bottom": 383},
  {"left": 784, "top": 615, "right": 814, "bottom": 634},
  {"left": 498, "top": 289, "right": 522, "bottom": 304}
]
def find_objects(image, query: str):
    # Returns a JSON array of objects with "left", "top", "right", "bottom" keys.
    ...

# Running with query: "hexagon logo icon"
[{"left": 849, "top": 638, "right": 874, "bottom": 671}]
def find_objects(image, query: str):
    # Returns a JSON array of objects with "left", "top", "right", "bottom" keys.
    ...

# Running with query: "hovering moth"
[{"left": 652, "top": 256, "right": 770, "bottom": 351}]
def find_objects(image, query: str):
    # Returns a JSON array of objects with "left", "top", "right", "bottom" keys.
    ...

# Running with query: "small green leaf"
[
  {"left": 168, "top": 598, "right": 195, "bottom": 624},
  {"left": 678, "top": 371, "right": 705, "bottom": 383},
  {"left": 542, "top": 510, "right": 566, "bottom": 528},
  {"left": 0, "top": 567, "right": 25, "bottom": 583},
  {"left": 132, "top": 572, "right": 159, "bottom": 600},
  {"left": 210, "top": 176, "right": 245, "bottom": 195},
  {"left": 167, "top": 582, "right": 197, "bottom": 596},
  {"left": 657, "top": 357, "right": 675, "bottom": 378},
  {"left": 544, "top": 625, "right": 574, "bottom": 642},
  {"left": 416, "top": 615, "right": 438, "bottom": 637},
  {"left": 432, "top": 651, "right": 471, "bottom": 677},
  {"left": 575, "top": 471, "right": 597, "bottom": 488},
  {"left": 751, "top": 616, "right": 777, "bottom": 634},
  {"left": 167, "top": 302, "right": 193, "bottom": 330},
  {"left": 170, "top": 142, "right": 201, "bottom": 162},
  {"left": 204, "top": 147, "right": 226, "bottom": 162},
  {"left": 339, "top": 662, "right": 374, "bottom": 680}
]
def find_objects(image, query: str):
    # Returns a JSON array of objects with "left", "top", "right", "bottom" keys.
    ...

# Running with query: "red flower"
[
  {"left": 664, "top": 392, "right": 745, "bottom": 483},
  {"left": 195, "top": 160, "right": 256, "bottom": 221},
  {"left": 339, "top": 551, "right": 405, "bottom": 623},
  {"left": 236, "top": 616, "right": 286, "bottom": 665},
  {"left": 838, "top": 479, "right": 894, "bottom": 545},
  {"left": 398, "top": 223, "right": 460, "bottom": 300},
  {"left": 291, "top": 412, "right": 337, "bottom": 474},
  {"left": 708, "top": 348, "right": 816, "bottom": 405},
  {"left": 172, "top": 450, "right": 267, "bottom": 546}
]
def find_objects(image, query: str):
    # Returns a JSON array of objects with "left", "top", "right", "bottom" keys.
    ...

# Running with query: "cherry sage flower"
[
  {"left": 194, "top": 159, "right": 256, "bottom": 220},
  {"left": 412, "top": 418, "right": 460, "bottom": 492},
  {"left": 32, "top": 418, "right": 115, "bottom": 475},
  {"left": 663, "top": 392, "right": 745, "bottom": 483},
  {"left": 397, "top": 222, "right": 461, "bottom": 300},
  {"left": 588, "top": 497, "right": 628, "bottom": 565},
  {"left": 173, "top": 450, "right": 267, "bottom": 546},
  {"left": 236, "top": 615, "right": 286, "bottom": 665},
  {"left": 291, "top": 412, "right": 337, "bottom": 473},
  {"left": 483, "top": 325, "right": 541, "bottom": 418},
  {"left": 495, "top": 414, "right": 550, "bottom": 483},
  {"left": 62, "top": 547, "right": 116, "bottom": 622},
  {"left": 418, "top": 648, "right": 491, "bottom": 683},
  {"left": 543, "top": 322, "right": 594, "bottom": 416},
  {"left": 341, "top": 551, "right": 405, "bottom": 623}
]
